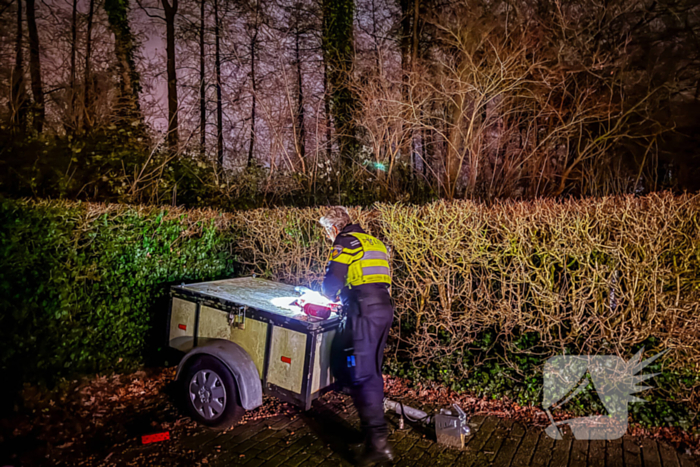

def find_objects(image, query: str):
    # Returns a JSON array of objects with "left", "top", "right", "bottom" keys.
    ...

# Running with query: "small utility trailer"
[{"left": 168, "top": 277, "right": 341, "bottom": 429}]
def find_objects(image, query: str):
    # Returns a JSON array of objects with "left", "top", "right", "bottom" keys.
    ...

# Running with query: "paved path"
[{"left": 104, "top": 392, "right": 698, "bottom": 467}]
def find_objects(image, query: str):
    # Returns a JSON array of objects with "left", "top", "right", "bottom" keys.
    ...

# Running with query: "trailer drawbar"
[{"left": 383, "top": 399, "right": 472, "bottom": 449}]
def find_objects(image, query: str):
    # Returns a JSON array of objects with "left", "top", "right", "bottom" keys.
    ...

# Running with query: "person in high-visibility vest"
[{"left": 320, "top": 206, "right": 394, "bottom": 465}]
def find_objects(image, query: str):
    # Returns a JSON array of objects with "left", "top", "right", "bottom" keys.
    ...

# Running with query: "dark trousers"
[{"left": 346, "top": 296, "right": 393, "bottom": 440}]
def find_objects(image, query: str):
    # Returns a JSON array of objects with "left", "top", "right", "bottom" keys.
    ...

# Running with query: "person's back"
[{"left": 320, "top": 207, "right": 394, "bottom": 466}]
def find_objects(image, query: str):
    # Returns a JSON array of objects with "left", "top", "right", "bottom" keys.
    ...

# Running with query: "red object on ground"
[
  {"left": 178, "top": 324, "right": 187, "bottom": 330},
  {"left": 141, "top": 432, "right": 170, "bottom": 444},
  {"left": 281, "top": 356, "right": 292, "bottom": 364}
]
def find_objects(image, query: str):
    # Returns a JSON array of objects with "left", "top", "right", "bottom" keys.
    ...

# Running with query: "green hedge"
[{"left": 0, "top": 198, "right": 238, "bottom": 388}]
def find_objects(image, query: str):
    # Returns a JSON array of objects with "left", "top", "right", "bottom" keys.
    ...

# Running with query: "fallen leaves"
[
  {"left": 2, "top": 365, "right": 698, "bottom": 467},
  {"left": 2, "top": 367, "right": 177, "bottom": 465},
  {"left": 237, "top": 396, "right": 296, "bottom": 424}
]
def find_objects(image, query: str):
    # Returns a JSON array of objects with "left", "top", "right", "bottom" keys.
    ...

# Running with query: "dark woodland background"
[
  {"left": 2, "top": 0, "right": 700, "bottom": 435},
  {"left": 1, "top": 0, "right": 699, "bottom": 208}
]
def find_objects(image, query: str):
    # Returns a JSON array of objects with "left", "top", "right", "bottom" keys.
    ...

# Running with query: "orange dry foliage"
[
  {"left": 29, "top": 194, "right": 700, "bottom": 403},
  {"left": 233, "top": 194, "right": 700, "bottom": 378}
]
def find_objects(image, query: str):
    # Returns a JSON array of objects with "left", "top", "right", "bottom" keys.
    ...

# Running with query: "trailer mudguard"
[{"left": 176, "top": 339, "right": 263, "bottom": 410}]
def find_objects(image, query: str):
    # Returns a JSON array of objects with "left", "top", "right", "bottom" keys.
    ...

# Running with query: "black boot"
[{"left": 357, "top": 434, "right": 394, "bottom": 466}]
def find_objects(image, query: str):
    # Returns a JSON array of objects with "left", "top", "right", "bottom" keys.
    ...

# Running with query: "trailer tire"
[{"left": 183, "top": 355, "right": 245, "bottom": 430}]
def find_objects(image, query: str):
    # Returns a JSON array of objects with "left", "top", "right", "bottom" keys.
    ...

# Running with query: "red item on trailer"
[
  {"left": 302, "top": 302, "right": 332, "bottom": 319},
  {"left": 293, "top": 291, "right": 340, "bottom": 320}
]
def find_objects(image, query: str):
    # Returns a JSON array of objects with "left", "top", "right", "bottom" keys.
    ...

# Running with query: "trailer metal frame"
[{"left": 168, "top": 277, "right": 341, "bottom": 412}]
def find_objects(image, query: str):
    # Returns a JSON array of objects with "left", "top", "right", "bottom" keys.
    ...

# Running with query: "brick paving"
[{"left": 99, "top": 392, "right": 698, "bottom": 467}]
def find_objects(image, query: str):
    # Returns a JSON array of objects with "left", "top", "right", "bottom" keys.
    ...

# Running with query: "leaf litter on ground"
[{"left": 1, "top": 366, "right": 697, "bottom": 466}]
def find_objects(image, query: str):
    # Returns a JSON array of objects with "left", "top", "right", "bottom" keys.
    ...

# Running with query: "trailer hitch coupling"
[
  {"left": 383, "top": 399, "right": 471, "bottom": 449},
  {"left": 434, "top": 404, "right": 471, "bottom": 449}
]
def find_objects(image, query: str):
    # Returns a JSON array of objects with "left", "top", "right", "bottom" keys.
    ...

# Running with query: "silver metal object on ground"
[
  {"left": 384, "top": 399, "right": 471, "bottom": 449},
  {"left": 434, "top": 404, "right": 471, "bottom": 449}
]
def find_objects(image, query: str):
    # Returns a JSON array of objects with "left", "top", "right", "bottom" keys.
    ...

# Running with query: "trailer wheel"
[{"left": 183, "top": 355, "right": 245, "bottom": 429}]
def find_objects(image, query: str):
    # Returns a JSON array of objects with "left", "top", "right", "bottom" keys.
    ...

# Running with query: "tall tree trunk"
[
  {"left": 322, "top": 0, "right": 356, "bottom": 166},
  {"left": 247, "top": 5, "right": 259, "bottom": 168},
  {"left": 370, "top": 0, "right": 380, "bottom": 73},
  {"left": 399, "top": 0, "right": 410, "bottom": 76},
  {"left": 214, "top": 0, "right": 223, "bottom": 166},
  {"left": 321, "top": 8, "right": 333, "bottom": 161},
  {"left": 411, "top": 0, "right": 419, "bottom": 66},
  {"left": 162, "top": 0, "right": 179, "bottom": 151},
  {"left": 408, "top": 0, "right": 420, "bottom": 179},
  {"left": 104, "top": 0, "right": 143, "bottom": 126},
  {"left": 199, "top": 0, "right": 206, "bottom": 156},
  {"left": 322, "top": 13, "right": 332, "bottom": 159},
  {"left": 26, "top": 0, "right": 44, "bottom": 133},
  {"left": 295, "top": 22, "right": 306, "bottom": 164},
  {"left": 399, "top": 0, "right": 411, "bottom": 177},
  {"left": 83, "top": 0, "right": 95, "bottom": 132},
  {"left": 11, "top": 0, "right": 27, "bottom": 135},
  {"left": 422, "top": 123, "right": 430, "bottom": 179},
  {"left": 446, "top": 98, "right": 462, "bottom": 199},
  {"left": 70, "top": 0, "right": 77, "bottom": 131}
]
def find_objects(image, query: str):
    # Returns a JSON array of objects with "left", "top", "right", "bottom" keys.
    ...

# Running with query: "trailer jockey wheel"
[{"left": 183, "top": 355, "right": 245, "bottom": 429}]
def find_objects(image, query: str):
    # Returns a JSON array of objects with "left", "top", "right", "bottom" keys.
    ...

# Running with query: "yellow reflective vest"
[{"left": 328, "top": 232, "right": 391, "bottom": 287}]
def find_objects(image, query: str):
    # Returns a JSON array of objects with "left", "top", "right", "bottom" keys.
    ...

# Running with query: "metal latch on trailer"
[{"left": 228, "top": 306, "right": 247, "bottom": 329}]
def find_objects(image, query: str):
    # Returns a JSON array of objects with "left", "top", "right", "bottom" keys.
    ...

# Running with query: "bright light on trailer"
[
  {"left": 270, "top": 291, "right": 339, "bottom": 312},
  {"left": 270, "top": 296, "right": 303, "bottom": 312}
]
